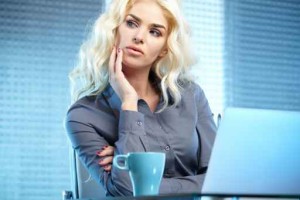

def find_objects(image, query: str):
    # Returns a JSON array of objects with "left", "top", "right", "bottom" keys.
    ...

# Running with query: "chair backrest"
[{"left": 69, "top": 147, "right": 106, "bottom": 199}]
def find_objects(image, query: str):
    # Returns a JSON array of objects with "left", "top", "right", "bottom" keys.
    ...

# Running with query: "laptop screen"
[{"left": 202, "top": 107, "right": 300, "bottom": 196}]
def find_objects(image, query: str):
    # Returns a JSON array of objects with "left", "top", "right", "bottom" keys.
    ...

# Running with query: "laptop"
[{"left": 202, "top": 107, "right": 300, "bottom": 196}]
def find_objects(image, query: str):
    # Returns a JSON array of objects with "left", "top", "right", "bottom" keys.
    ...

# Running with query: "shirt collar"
[
  {"left": 101, "top": 83, "right": 175, "bottom": 114},
  {"left": 101, "top": 84, "right": 122, "bottom": 117}
]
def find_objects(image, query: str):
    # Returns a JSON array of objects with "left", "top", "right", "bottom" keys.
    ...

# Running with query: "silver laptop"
[{"left": 202, "top": 107, "right": 300, "bottom": 196}]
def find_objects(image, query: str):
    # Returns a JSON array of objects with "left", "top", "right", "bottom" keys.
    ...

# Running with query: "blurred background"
[{"left": 0, "top": 0, "right": 299, "bottom": 199}]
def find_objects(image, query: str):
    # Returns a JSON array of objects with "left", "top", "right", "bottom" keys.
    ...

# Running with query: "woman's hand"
[
  {"left": 109, "top": 46, "right": 138, "bottom": 111},
  {"left": 97, "top": 145, "right": 115, "bottom": 172}
]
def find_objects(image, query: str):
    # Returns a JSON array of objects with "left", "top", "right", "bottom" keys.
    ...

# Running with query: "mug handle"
[{"left": 113, "top": 154, "right": 129, "bottom": 170}]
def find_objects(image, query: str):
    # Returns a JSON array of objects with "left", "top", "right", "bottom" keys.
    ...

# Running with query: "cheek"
[
  {"left": 116, "top": 25, "right": 130, "bottom": 48},
  {"left": 115, "top": 35, "right": 120, "bottom": 46},
  {"left": 115, "top": 26, "right": 125, "bottom": 47},
  {"left": 149, "top": 43, "right": 165, "bottom": 58}
]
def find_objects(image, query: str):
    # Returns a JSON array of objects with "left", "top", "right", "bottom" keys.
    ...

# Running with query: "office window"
[
  {"left": 0, "top": 1, "right": 104, "bottom": 200},
  {"left": 182, "top": 0, "right": 225, "bottom": 116},
  {"left": 224, "top": 0, "right": 300, "bottom": 111},
  {"left": 1, "top": 0, "right": 225, "bottom": 199}
]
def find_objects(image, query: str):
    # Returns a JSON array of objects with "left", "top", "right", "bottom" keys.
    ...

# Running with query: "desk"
[{"left": 74, "top": 193, "right": 300, "bottom": 200}]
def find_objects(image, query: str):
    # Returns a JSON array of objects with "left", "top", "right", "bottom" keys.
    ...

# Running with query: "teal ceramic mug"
[{"left": 113, "top": 152, "right": 166, "bottom": 196}]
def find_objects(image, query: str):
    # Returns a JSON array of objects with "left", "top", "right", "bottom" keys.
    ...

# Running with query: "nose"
[
  {"left": 132, "top": 37, "right": 143, "bottom": 44},
  {"left": 132, "top": 28, "right": 145, "bottom": 44}
]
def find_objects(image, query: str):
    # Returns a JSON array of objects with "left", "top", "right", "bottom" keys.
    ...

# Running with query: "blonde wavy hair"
[{"left": 69, "top": 0, "right": 196, "bottom": 110}]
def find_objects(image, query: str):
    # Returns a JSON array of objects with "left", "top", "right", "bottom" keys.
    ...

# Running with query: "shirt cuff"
[{"left": 119, "top": 110, "right": 145, "bottom": 136}]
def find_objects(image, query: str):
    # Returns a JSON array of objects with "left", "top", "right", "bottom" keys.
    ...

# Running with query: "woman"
[{"left": 65, "top": 0, "right": 216, "bottom": 196}]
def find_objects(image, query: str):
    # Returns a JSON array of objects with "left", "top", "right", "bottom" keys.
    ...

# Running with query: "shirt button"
[
  {"left": 137, "top": 121, "right": 143, "bottom": 126},
  {"left": 164, "top": 145, "right": 170, "bottom": 151}
]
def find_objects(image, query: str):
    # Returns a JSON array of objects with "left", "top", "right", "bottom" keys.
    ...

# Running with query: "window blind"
[
  {"left": 182, "top": 0, "right": 225, "bottom": 117},
  {"left": 224, "top": 0, "right": 300, "bottom": 111},
  {"left": 0, "top": 0, "right": 104, "bottom": 199},
  {"left": 0, "top": 0, "right": 224, "bottom": 199}
]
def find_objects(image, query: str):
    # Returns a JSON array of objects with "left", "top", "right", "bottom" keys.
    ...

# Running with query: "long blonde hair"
[{"left": 69, "top": 0, "right": 195, "bottom": 110}]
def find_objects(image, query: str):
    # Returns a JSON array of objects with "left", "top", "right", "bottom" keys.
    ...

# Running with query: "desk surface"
[{"left": 75, "top": 193, "right": 300, "bottom": 200}]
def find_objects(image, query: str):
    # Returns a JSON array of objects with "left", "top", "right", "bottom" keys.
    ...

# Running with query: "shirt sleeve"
[
  {"left": 65, "top": 111, "right": 111, "bottom": 194},
  {"left": 194, "top": 84, "right": 217, "bottom": 169},
  {"left": 65, "top": 105, "right": 150, "bottom": 196}
]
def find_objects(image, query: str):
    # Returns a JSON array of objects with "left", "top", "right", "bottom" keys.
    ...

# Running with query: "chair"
[
  {"left": 217, "top": 113, "right": 222, "bottom": 128},
  {"left": 63, "top": 147, "right": 106, "bottom": 200}
]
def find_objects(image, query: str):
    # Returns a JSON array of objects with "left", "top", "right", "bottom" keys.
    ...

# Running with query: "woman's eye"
[
  {"left": 126, "top": 20, "right": 138, "bottom": 28},
  {"left": 150, "top": 29, "right": 162, "bottom": 37}
]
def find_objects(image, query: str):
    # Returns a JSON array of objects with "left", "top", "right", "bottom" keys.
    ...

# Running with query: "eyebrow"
[{"left": 127, "top": 14, "right": 166, "bottom": 30}]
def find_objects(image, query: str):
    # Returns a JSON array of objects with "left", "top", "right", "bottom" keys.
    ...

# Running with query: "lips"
[{"left": 126, "top": 46, "right": 144, "bottom": 55}]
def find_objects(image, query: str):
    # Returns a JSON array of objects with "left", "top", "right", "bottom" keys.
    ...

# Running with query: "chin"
[{"left": 122, "top": 57, "right": 148, "bottom": 69}]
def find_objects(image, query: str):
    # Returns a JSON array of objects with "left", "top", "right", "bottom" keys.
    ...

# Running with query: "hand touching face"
[{"left": 108, "top": 46, "right": 139, "bottom": 111}]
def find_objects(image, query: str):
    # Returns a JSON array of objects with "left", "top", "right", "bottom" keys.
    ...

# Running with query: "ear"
[{"left": 159, "top": 48, "right": 168, "bottom": 58}]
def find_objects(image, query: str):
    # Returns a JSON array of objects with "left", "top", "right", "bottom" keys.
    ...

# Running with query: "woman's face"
[{"left": 116, "top": 0, "right": 169, "bottom": 70}]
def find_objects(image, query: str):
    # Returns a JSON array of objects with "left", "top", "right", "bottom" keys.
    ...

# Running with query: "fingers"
[
  {"left": 108, "top": 46, "right": 117, "bottom": 75},
  {"left": 103, "top": 164, "right": 112, "bottom": 172},
  {"left": 97, "top": 145, "right": 115, "bottom": 172},
  {"left": 104, "top": 145, "right": 114, "bottom": 155},
  {"left": 97, "top": 145, "right": 114, "bottom": 157},
  {"left": 99, "top": 156, "right": 113, "bottom": 166},
  {"left": 108, "top": 46, "right": 123, "bottom": 79},
  {"left": 99, "top": 156, "right": 113, "bottom": 172},
  {"left": 115, "top": 48, "right": 123, "bottom": 75}
]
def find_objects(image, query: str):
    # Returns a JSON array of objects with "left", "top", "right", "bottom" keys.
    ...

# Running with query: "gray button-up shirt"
[{"left": 65, "top": 82, "right": 216, "bottom": 196}]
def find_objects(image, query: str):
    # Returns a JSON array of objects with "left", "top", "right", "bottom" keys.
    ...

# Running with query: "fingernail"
[
  {"left": 101, "top": 145, "right": 108, "bottom": 150},
  {"left": 98, "top": 159, "right": 103, "bottom": 165},
  {"left": 117, "top": 48, "right": 121, "bottom": 53},
  {"left": 96, "top": 150, "right": 102, "bottom": 155}
]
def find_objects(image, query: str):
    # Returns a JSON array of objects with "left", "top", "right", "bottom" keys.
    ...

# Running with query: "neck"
[{"left": 122, "top": 65, "right": 156, "bottom": 99}]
